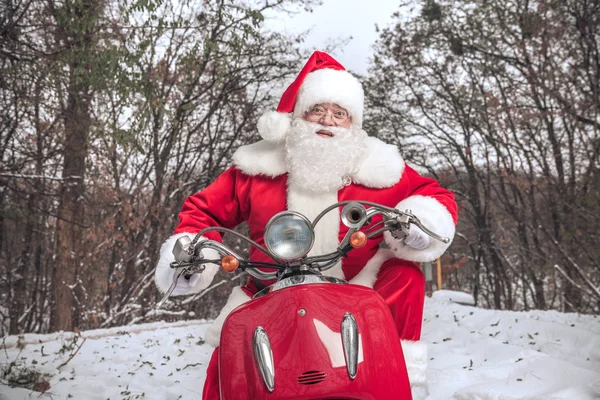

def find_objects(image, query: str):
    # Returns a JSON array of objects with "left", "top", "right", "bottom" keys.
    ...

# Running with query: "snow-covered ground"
[{"left": 1, "top": 292, "right": 599, "bottom": 399}]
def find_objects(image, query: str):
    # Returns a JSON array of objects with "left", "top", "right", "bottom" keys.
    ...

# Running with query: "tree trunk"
[
  {"left": 51, "top": 0, "right": 98, "bottom": 332},
  {"left": 9, "top": 195, "right": 35, "bottom": 334},
  {"left": 52, "top": 62, "right": 92, "bottom": 331}
]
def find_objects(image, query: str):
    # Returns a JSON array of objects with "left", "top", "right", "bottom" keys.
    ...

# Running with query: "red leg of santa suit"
[
  {"left": 373, "top": 258, "right": 425, "bottom": 341},
  {"left": 202, "top": 347, "right": 220, "bottom": 400},
  {"left": 374, "top": 258, "right": 428, "bottom": 399}
]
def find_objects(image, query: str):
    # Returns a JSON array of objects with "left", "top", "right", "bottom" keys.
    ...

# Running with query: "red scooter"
[{"left": 159, "top": 201, "right": 449, "bottom": 399}]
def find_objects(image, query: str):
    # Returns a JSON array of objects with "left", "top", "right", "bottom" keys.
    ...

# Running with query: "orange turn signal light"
[
  {"left": 221, "top": 255, "right": 239, "bottom": 273},
  {"left": 349, "top": 231, "right": 367, "bottom": 248}
]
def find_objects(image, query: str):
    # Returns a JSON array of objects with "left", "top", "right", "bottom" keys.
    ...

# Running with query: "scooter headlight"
[{"left": 264, "top": 212, "right": 315, "bottom": 261}]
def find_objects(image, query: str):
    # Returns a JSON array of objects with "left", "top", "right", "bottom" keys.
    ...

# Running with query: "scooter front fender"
[{"left": 219, "top": 283, "right": 412, "bottom": 400}]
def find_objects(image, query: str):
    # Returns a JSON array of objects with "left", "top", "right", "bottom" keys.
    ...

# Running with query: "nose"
[{"left": 319, "top": 111, "right": 336, "bottom": 126}]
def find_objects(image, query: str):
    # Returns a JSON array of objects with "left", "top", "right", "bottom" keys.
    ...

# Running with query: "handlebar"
[{"left": 157, "top": 201, "right": 450, "bottom": 308}]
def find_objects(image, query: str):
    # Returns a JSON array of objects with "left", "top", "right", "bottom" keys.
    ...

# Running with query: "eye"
[
  {"left": 312, "top": 106, "right": 325, "bottom": 114},
  {"left": 335, "top": 110, "right": 348, "bottom": 118}
]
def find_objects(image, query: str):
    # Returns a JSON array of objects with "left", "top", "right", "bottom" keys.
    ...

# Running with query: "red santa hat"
[{"left": 257, "top": 51, "right": 364, "bottom": 143}]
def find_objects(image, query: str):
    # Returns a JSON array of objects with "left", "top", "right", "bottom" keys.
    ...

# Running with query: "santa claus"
[{"left": 155, "top": 51, "right": 457, "bottom": 399}]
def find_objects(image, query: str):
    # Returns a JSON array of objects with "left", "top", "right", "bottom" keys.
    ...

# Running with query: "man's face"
[
  {"left": 286, "top": 111, "right": 367, "bottom": 192},
  {"left": 303, "top": 103, "right": 352, "bottom": 138}
]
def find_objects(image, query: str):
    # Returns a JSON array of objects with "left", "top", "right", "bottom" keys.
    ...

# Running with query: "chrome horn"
[{"left": 341, "top": 202, "right": 368, "bottom": 229}]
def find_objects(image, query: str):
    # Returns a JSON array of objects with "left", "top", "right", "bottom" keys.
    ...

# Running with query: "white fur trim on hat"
[
  {"left": 204, "top": 286, "right": 252, "bottom": 347},
  {"left": 292, "top": 68, "right": 364, "bottom": 127},
  {"left": 155, "top": 232, "right": 221, "bottom": 295},
  {"left": 257, "top": 110, "right": 292, "bottom": 143},
  {"left": 384, "top": 195, "right": 455, "bottom": 262}
]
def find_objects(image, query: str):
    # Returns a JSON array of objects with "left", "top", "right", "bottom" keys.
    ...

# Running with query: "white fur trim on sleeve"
[
  {"left": 257, "top": 111, "right": 292, "bottom": 143},
  {"left": 384, "top": 195, "right": 455, "bottom": 262},
  {"left": 401, "top": 340, "right": 429, "bottom": 400},
  {"left": 154, "top": 232, "right": 221, "bottom": 295},
  {"left": 204, "top": 286, "right": 252, "bottom": 347}
]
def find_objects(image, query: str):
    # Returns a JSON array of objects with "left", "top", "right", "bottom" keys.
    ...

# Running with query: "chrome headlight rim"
[{"left": 264, "top": 211, "right": 315, "bottom": 261}]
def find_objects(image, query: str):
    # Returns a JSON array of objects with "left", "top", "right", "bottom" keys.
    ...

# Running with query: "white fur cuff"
[
  {"left": 385, "top": 195, "right": 455, "bottom": 262},
  {"left": 154, "top": 233, "right": 221, "bottom": 295}
]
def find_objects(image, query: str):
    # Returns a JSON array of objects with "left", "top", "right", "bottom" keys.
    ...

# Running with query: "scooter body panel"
[{"left": 219, "top": 283, "right": 412, "bottom": 400}]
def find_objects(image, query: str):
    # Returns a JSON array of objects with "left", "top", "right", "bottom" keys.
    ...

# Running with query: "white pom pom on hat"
[
  {"left": 257, "top": 51, "right": 364, "bottom": 143},
  {"left": 257, "top": 111, "right": 292, "bottom": 143}
]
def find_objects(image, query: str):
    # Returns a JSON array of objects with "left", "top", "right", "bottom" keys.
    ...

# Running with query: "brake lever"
[
  {"left": 392, "top": 210, "right": 451, "bottom": 244},
  {"left": 157, "top": 268, "right": 186, "bottom": 309},
  {"left": 156, "top": 262, "right": 207, "bottom": 309}
]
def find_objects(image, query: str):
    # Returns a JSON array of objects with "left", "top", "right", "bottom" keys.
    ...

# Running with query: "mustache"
[{"left": 290, "top": 120, "right": 352, "bottom": 137}]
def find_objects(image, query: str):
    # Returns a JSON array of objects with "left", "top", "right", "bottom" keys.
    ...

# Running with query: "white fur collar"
[
  {"left": 232, "top": 136, "right": 404, "bottom": 188},
  {"left": 231, "top": 140, "right": 287, "bottom": 178}
]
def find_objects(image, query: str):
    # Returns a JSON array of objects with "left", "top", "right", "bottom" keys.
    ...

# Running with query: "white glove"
[
  {"left": 404, "top": 224, "right": 431, "bottom": 250},
  {"left": 169, "top": 270, "right": 201, "bottom": 296}
]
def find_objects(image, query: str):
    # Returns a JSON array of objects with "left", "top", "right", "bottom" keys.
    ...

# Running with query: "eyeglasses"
[{"left": 304, "top": 104, "right": 350, "bottom": 124}]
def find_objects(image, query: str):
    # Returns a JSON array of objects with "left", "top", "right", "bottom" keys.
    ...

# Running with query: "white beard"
[{"left": 284, "top": 119, "right": 368, "bottom": 193}]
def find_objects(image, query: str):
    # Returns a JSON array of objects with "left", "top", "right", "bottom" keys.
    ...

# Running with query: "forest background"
[{"left": 1, "top": 0, "right": 598, "bottom": 336}]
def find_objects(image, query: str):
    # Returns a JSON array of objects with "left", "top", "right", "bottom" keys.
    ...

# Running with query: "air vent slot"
[{"left": 297, "top": 370, "right": 327, "bottom": 385}]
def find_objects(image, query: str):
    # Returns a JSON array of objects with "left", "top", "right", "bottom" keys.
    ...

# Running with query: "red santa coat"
[
  {"left": 187, "top": 154, "right": 453, "bottom": 270},
  {"left": 155, "top": 136, "right": 457, "bottom": 348}
]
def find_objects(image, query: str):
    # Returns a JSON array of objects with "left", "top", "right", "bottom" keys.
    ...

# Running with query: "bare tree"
[
  {"left": 366, "top": 0, "right": 600, "bottom": 312},
  {"left": 1, "top": 0, "right": 317, "bottom": 333}
]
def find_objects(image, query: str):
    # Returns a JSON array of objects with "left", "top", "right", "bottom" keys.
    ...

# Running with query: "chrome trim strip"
[
  {"left": 253, "top": 326, "right": 275, "bottom": 392},
  {"left": 341, "top": 312, "right": 359, "bottom": 380},
  {"left": 253, "top": 274, "right": 347, "bottom": 299}
]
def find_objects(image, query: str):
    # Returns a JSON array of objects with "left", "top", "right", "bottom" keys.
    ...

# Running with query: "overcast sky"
[{"left": 264, "top": 0, "right": 402, "bottom": 76}]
